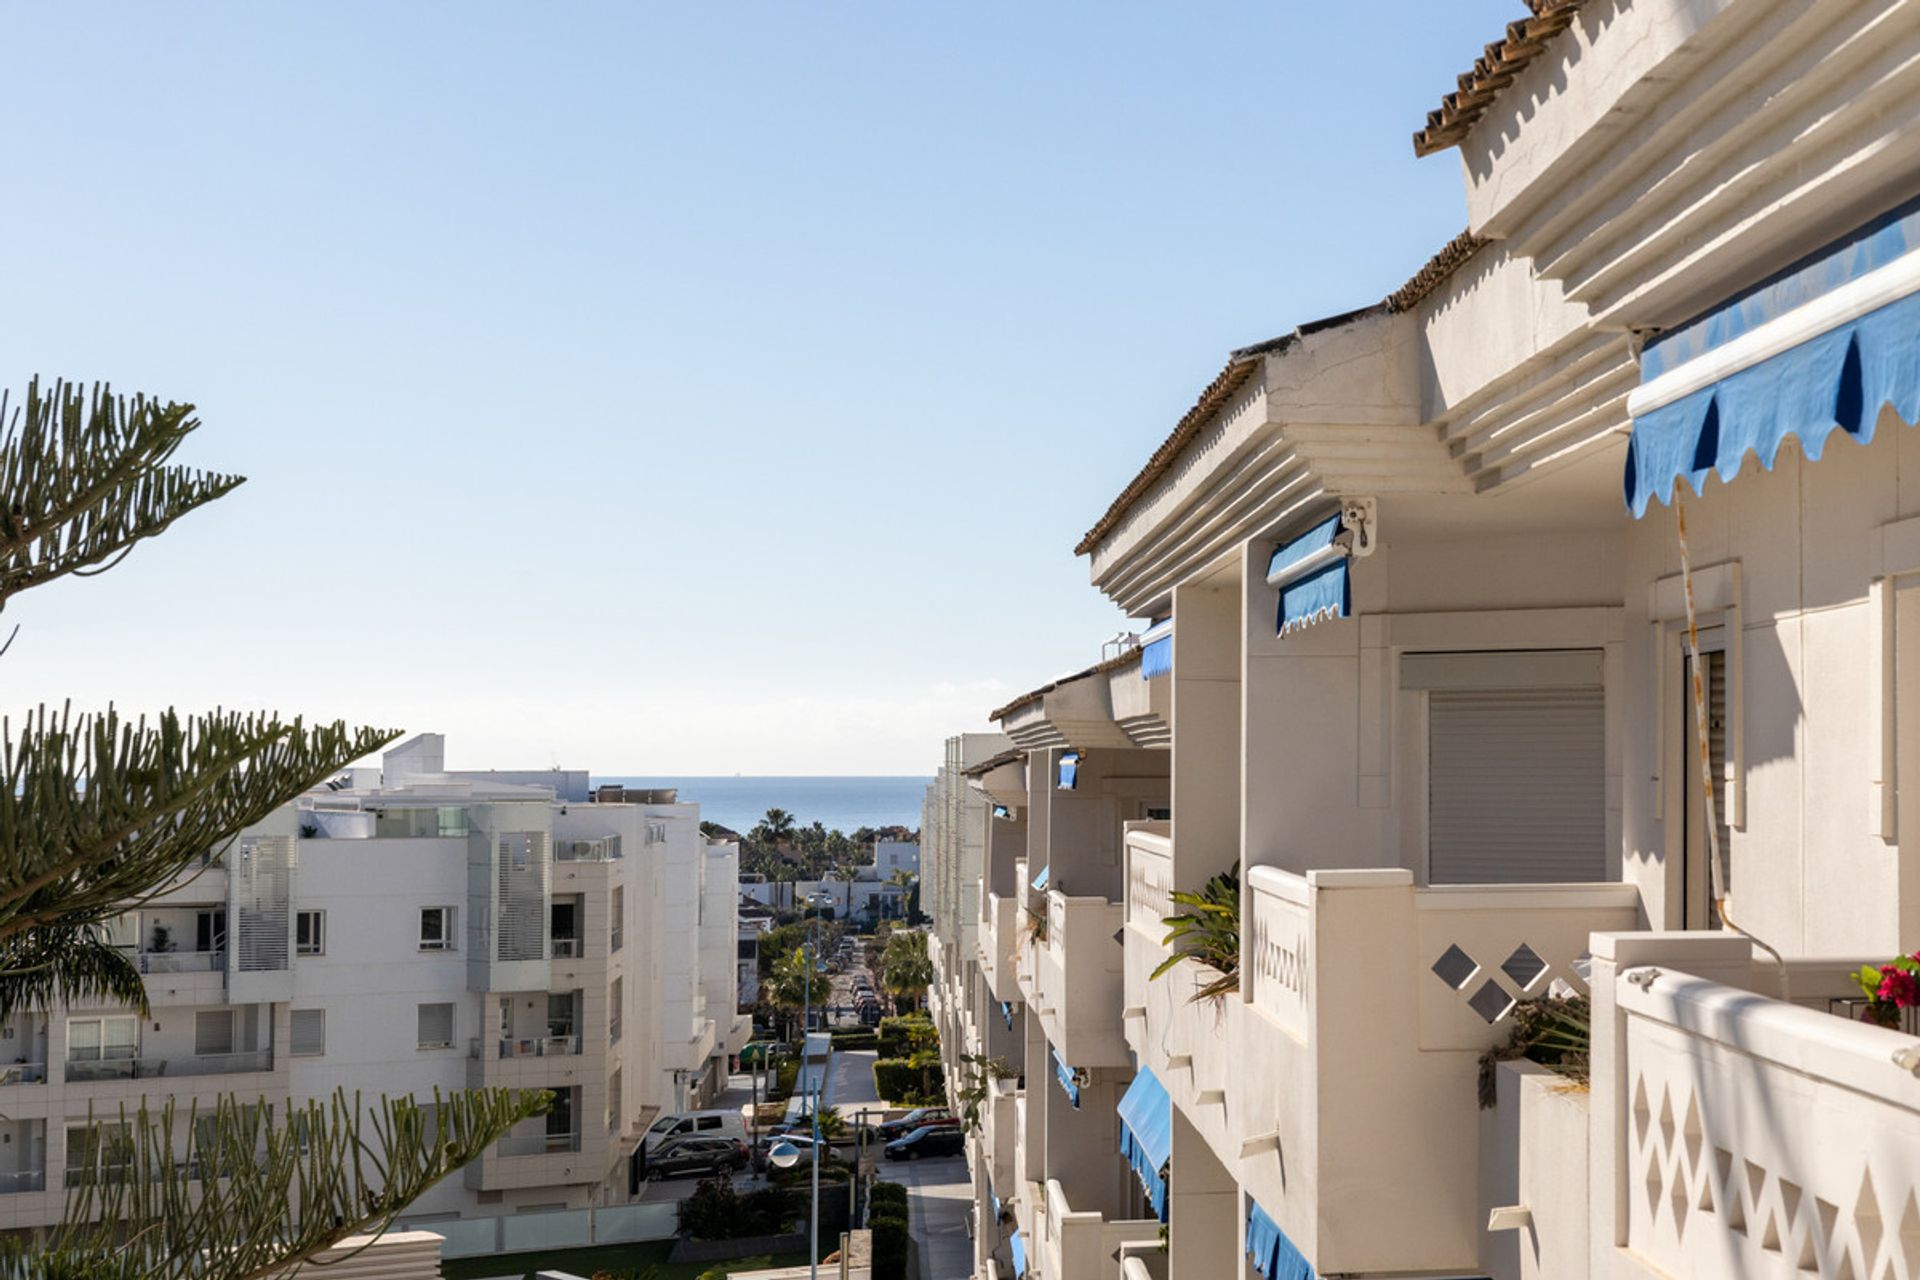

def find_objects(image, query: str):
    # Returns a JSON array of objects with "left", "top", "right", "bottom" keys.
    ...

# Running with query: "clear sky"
[{"left": 2, "top": 2, "right": 1517, "bottom": 775}]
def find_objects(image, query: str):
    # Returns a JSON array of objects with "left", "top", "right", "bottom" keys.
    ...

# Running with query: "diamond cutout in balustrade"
[
  {"left": 1658, "top": 1090, "right": 1677, "bottom": 1154},
  {"left": 1468, "top": 978, "right": 1516, "bottom": 1024},
  {"left": 1897, "top": 1192, "right": 1920, "bottom": 1275},
  {"left": 1681, "top": 1094, "right": 1704, "bottom": 1171},
  {"left": 1501, "top": 942, "right": 1549, "bottom": 991},
  {"left": 1632, "top": 1079, "right": 1652, "bottom": 1147},
  {"left": 1670, "top": 1168, "right": 1691, "bottom": 1238},
  {"left": 1857, "top": 1170, "right": 1885, "bottom": 1271},
  {"left": 1645, "top": 1153, "right": 1665, "bottom": 1217},
  {"left": 1432, "top": 944, "right": 1479, "bottom": 991}
]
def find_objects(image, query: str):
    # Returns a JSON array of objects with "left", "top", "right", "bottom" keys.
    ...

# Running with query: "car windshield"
[
  {"left": 902, "top": 1126, "right": 934, "bottom": 1141},
  {"left": 648, "top": 1116, "right": 677, "bottom": 1133}
]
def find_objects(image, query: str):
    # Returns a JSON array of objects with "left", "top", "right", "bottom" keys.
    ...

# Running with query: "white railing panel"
[{"left": 1247, "top": 866, "right": 1311, "bottom": 1042}]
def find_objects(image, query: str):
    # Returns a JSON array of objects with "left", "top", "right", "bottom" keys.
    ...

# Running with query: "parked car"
[
  {"left": 645, "top": 1135, "right": 749, "bottom": 1180},
  {"left": 870, "top": 1107, "right": 956, "bottom": 1143},
  {"left": 884, "top": 1125, "right": 966, "bottom": 1160},
  {"left": 644, "top": 1109, "right": 749, "bottom": 1151}
]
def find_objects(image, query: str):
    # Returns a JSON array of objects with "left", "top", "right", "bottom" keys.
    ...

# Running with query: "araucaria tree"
[{"left": 0, "top": 379, "right": 547, "bottom": 1278}]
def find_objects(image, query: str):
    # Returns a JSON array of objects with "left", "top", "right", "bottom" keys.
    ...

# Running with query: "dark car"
[
  {"left": 884, "top": 1125, "right": 966, "bottom": 1161},
  {"left": 871, "top": 1107, "right": 955, "bottom": 1143},
  {"left": 645, "top": 1135, "right": 749, "bottom": 1180}
]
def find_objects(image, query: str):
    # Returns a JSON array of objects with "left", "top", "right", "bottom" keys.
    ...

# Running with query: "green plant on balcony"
[
  {"left": 1850, "top": 950, "right": 1920, "bottom": 1028},
  {"left": 1150, "top": 863, "right": 1239, "bottom": 1003},
  {"left": 1476, "top": 995, "right": 1591, "bottom": 1107},
  {"left": 1021, "top": 903, "right": 1048, "bottom": 946},
  {"left": 952, "top": 1052, "right": 1016, "bottom": 1134}
]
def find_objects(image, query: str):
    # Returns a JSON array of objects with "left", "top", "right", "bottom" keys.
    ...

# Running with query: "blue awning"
[
  {"left": 1009, "top": 1227, "right": 1027, "bottom": 1276},
  {"left": 1626, "top": 192, "right": 1920, "bottom": 517},
  {"left": 1247, "top": 1200, "right": 1315, "bottom": 1280},
  {"left": 992, "top": 803, "right": 1011, "bottom": 820},
  {"left": 1267, "top": 514, "right": 1351, "bottom": 634},
  {"left": 1052, "top": 1047, "right": 1080, "bottom": 1108},
  {"left": 1139, "top": 619, "right": 1172, "bottom": 681},
  {"left": 1030, "top": 864, "right": 1050, "bottom": 892},
  {"left": 1000, "top": 1001, "right": 1015, "bottom": 1030},
  {"left": 1116, "top": 1068, "right": 1172, "bottom": 1220},
  {"left": 1057, "top": 750, "right": 1080, "bottom": 790}
]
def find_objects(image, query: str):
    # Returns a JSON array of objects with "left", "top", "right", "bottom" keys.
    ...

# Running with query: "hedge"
[
  {"left": 870, "top": 1207, "right": 911, "bottom": 1280},
  {"left": 876, "top": 1014, "right": 935, "bottom": 1059},
  {"left": 829, "top": 1029, "right": 879, "bottom": 1051},
  {"left": 868, "top": 1181, "right": 908, "bottom": 1215},
  {"left": 872, "top": 1056, "right": 945, "bottom": 1105}
]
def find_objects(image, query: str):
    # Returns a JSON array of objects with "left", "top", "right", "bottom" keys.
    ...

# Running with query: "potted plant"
[
  {"left": 1848, "top": 952, "right": 1920, "bottom": 1029},
  {"left": 1150, "top": 863, "right": 1239, "bottom": 1003}
]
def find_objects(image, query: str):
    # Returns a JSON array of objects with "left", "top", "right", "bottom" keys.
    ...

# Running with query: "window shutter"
[
  {"left": 1428, "top": 687, "right": 1605, "bottom": 884},
  {"left": 290, "top": 1009, "right": 325, "bottom": 1056},
  {"left": 417, "top": 1003, "right": 454, "bottom": 1048},
  {"left": 195, "top": 1010, "right": 236, "bottom": 1056}
]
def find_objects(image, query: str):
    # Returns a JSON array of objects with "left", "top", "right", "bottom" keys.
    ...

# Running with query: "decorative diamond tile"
[
  {"left": 1501, "top": 942, "right": 1548, "bottom": 991},
  {"left": 1468, "top": 978, "right": 1516, "bottom": 1024},
  {"left": 1432, "top": 944, "right": 1478, "bottom": 991}
]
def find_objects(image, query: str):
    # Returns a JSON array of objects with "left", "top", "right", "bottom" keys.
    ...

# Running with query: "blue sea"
[{"left": 592, "top": 776, "right": 933, "bottom": 836}]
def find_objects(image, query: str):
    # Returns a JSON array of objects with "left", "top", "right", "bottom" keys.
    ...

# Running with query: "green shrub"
[
  {"left": 678, "top": 1177, "right": 801, "bottom": 1239},
  {"left": 868, "top": 1180, "right": 908, "bottom": 1214},
  {"left": 829, "top": 1029, "right": 879, "bottom": 1051},
  {"left": 873, "top": 1056, "right": 945, "bottom": 1105},
  {"left": 871, "top": 1217, "right": 911, "bottom": 1280},
  {"left": 876, "top": 1014, "right": 935, "bottom": 1059}
]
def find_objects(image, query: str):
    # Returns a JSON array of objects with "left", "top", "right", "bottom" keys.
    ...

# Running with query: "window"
[
  {"left": 1407, "top": 650, "right": 1606, "bottom": 885},
  {"left": 66, "top": 1123, "right": 134, "bottom": 1178},
  {"left": 417, "top": 1003, "right": 455, "bottom": 1050},
  {"left": 67, "top": 1016, "right": 137, "bottom": 1062},
  {"left": 290, "top": 1009, "right": 326, "bottom": 1056},
  {"left": 609, "top": 887, "right": 624, "bottom": 953},
  {"left": 296, "top": 911, "right": 325, "bottom": 956},
  {"left": 608, "top": 977, "right": 623, "bottom": 1046},
  {"left": 197, "top": 909, "right": 227, "bottom": 953},
  {"left": 547, "top": 992, "right": 576, "bottom": 1041},
  {"left": 194, "top": 1009, "right": 237, "bottom": 1057},
  {"left": 608, "top": 1068, "right": 622, "bottom": 1134},
  {"left": 419, "top": 907, "right": 456, "bottom": 951},
  {"left": 546, "top": 1086, "right": 575, "bottom": 1139}
]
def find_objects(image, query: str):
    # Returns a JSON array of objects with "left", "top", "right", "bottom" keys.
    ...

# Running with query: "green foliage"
[
  {"left": 1149, "top": 862, "right": 1240, "bottom": 1003},
  {"left": 873, "top": 1056, "right": 945, "bottom": 1105},
  {"left": 10, "top": 1088, "right": 547, "bottom": 1279},
  {"left": 1476, "top": 996, "right": 1592, "bottom": 1108},
  {"left": 870, "top": 1215, "right": 911, "bottom": 1280},
  {"left": 875, "top": 1014, "right": 935, "bottom": 1059},
  {"left": 880, "top": 930, "right": 934, "bottom": 1008},
  {"left": 828, "top": 1029, "right": 878, "bottom": 1051},
  {"left": 867, "top": 1180, "right": 908, "bottom": 1216},
  {"left": 676, "top": 1177, "right": 801, "bottom": 1240},
  {"left": 763, "top": 946, "right": 830, "bottom": 1041},
  {"left": 952, "top": 1053, "right": 1017, "bottom": 1134}
]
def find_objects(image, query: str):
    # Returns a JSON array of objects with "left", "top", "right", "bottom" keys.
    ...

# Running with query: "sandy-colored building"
[{"left": 926, "top": 3, "right": 1920, "bottom": 1277}]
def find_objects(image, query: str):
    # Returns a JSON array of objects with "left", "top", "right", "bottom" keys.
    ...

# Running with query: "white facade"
[
  {"left": 0, "top": 733, "right": 749, "bottom": 1232},
  {"left": 737, "top": 838, "right": 919, "bottom": 924},
  {"left": 928, "top": 5, "right": 1920, "bottom": 1279}
]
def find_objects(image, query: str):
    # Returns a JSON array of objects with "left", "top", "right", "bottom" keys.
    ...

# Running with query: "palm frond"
[
  {"left": 0, "top": 923, "right": 147, "bottom": 1021},
  {"left": 1152, "top": 862, "right": 1239, "bottom": 1003}
]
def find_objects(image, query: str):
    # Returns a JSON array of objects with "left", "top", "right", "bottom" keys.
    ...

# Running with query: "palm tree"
[
  {"left": 765, "top": 946, "right": 829, "bottom": 1042},
  {"left": 763, "top": 808, "right": 797, "bottom": 844},
  {"left": 827, "top": 864, "right": 857, "bottom": 920},
  {"left": 881, "top": 930, "right": 934, "bottom": 1013}
]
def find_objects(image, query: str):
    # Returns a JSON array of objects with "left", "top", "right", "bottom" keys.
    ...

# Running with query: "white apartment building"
[
  {"left": 0, "top": 733, "right": 749, "bottom": 1234},
  {"left": 738, "top": 839, "right": 920, "bottom": 924},
  {"left": 927, "top": 3, "right": 1920, "bottom": 1279}
]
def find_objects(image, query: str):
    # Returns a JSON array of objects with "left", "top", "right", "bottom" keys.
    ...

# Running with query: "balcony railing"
[
  {"left": 137, "top": 949, "right": 225, "bottom": 974},
  {"left": 497, "top": 1131, "right": 580, "bottom": 1157},
  {"left": 0, "top": 1063, "right": 47, "bottom": 1086},
  {"left": 551, "top": 937, "right": 581, "bottom": 959},
  {"left": 65, "top": 1049, "right": 273, "bottom": 1083},
  {"left": 0, "top": 1169, "right": 44, "bottom": 1194},
  {"left": 554, "top": 837, "right": 621, "bottom": 862},
  {"left": 1040, "top": 1178, "right": 1160, "bottom": 1280},
  {"left": 980, "top": 1076, "right": 1019, "bottom": 1196},
  {"left": 981, "top": 894, "right": 1018, "bottom": 1000},
  {"left": 1033, "top": 889, "right": 1128, "bottom": 1069},
  {"left": 472, "top": 1035, "right": 580, "bottom": 1060}
]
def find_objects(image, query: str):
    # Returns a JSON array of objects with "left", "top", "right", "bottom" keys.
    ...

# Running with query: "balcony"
[
  {"left": 554, "top": 837, "right": 621, "bottom": 862},
  {"left": 0, "top": 1063, "right": 46, "bottom": 1086},
  {"left": 1011, "top": 859, "right": 1039, "bottom": 1002},
  {"left": 1040, "top": 1178, "right": 1160, "bottom": 1280},
  {"left": 497, "top": 1130, "right": 581, "bottom": 1157},
  {"left": 471, "top": 1036, "right": 581, "bottom": 1060},
  {"left": 136, "top": 949, "right": 224, "bottom": 974},
  {"left": 550, "top": 937, "right": 581, "bottom": 959},
  {"left": 64, "top": 1049, "right": 273, "bottom": 1083},
  {"left": 981, "top": 893, "right": 1018, "bottom": 1001},
  {"left": 1200, "top": 866, "right": 1640, "bottom": 1277},
  {"left": 1588, "top": 932, "right": 1920, "bottom": 1280},
  {"left": 1033, "top": 890, "right": 1128, "bottom": 1069},
  {"left": 980, "top": 1076, "right": 1019, "bottom": 1195},
  {"left": 0, "top": 1170, "right": 44, "bottom": 1195}
]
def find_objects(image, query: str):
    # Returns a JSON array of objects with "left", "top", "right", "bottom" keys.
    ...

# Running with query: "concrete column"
[
  {"left": 1169, "top": 1105, "right": 1236, "bottom": 1279},
  {"left": 1171, "top": 581, "right": 1240, "bottom": 894}
]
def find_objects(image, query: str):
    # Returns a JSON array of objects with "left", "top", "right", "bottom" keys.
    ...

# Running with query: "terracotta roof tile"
[
  {"left": 1386, "top": 229, "right": 1488, "bottom": 312},
  {"left": 960, "top": 746, "right": 1025, "bottom": 779},
  {"left": 986, "top": 647, "right": 1144, "bottom": 724},
  {"left": 1411, "top": 0, "right": 1588, "bottom": 158}
]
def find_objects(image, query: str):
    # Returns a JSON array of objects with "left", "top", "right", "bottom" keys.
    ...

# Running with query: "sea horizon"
[{"left": 593, "top": 775, "right": 932, "bottom": 837}]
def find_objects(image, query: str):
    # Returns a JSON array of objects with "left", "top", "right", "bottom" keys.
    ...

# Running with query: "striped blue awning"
[
  {"left": 1626, "top": 192, "right": 1920, "bottom": 517},
  {"left": 1057, "top": 750, "right": 1080, "bottom": 791},
  {"left": 1139, "top": 619, "right": 1172, "bottom": 680},
  {"left": 1116, "top": 1067, "right": 1172, "bottom": 1220},
  {"left": 1267, "top": 514, "right": 1351, "bottom": 634},
  {"left": 1030, "top": 864, "right": 1050, "bottom": 892},
  {"left": 1247, "top": 1199, "right": 1315, "bottom": 1280},
  {"left": 1052, "top": 1047, "right": 1080, "bottom": 1108}
]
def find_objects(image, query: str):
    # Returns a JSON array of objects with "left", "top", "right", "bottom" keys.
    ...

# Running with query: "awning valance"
[
  {"left": 1139, "top": 619, "right": 1172, "bottom": 680},
  {"left": 1057, "top": 751, "right": 1080, "bottom": 790},
  {"left": 1626, "top": 193, "right": 1920, "bottom": 517},
  {"left": 1267, "top": 513, "right": 1352, "bottom": 633},
  {"left": 1116, "top": 1067, "right": 1172, "bottom": 1220},
  {"left": 1052, "top": 1047, "right": 1080, "bottom": 1108},
  {"left": 1030, "top": 864, "right": 1050, "bottom": 892},
  {"left": 1247, "top": 1199, "right": 1316, "bottom": 1280}
]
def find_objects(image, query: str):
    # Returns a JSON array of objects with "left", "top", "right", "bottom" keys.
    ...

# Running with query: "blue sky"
[{"left": 2, "top": 3, "right": 1515, "bottom": 774}]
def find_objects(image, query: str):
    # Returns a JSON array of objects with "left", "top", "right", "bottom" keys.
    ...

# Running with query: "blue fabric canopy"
[
  {"left": 1247, "top": 1200, "right": 1315, "bottom": 1280},
  {"left": 1052, "top": 1047, "right": 1080, "bottom": 1108},
  {"left": 1057, "top": 751, "right": 1080, "bottom": 790},
  {"left": 1267, "top": 514, "right": 1350, "bottom": 633},
  {"left": 1626, "top": 192, "right": 1920, "bottom": 517},
  {"left": 1139, "top": 620, "right": 1173, "bottom": 680},
  {"left": 1000, "top": 1001, "right": 1015, "bottom": 1030},
  {"left": 1116, "top": 1068, "right": 1172, "bottom": 1220},
  {"left": 992, "top": 803, "right": 1010, "bottom": 820},
  {"left": 1030, "top": 864, "right": 1050, "bottom": 892},
  {"left": 1009, "top": 1228, "right": 1027, "bottom": 1276}
]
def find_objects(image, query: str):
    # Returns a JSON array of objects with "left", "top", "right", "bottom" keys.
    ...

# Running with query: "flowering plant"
[{"left": 1851, "top": 952, "right": 1920, "bottom": 1028}]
